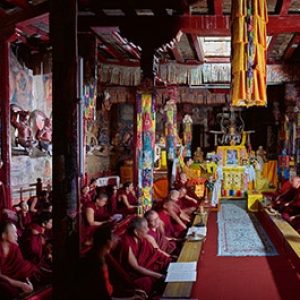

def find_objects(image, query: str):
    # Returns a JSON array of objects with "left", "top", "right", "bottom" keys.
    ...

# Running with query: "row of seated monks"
[
  {"left": 73, "top": 173, "right": 206, "bottom": 299},
  {"left": 0, "top": 172, "right": 204, "bottom": 299},
  {"left": 266, "top": 175, "right": 300, "bottom": 233},
  {"left": 0, "top": 190, "right": 53, "bottom": 299}
]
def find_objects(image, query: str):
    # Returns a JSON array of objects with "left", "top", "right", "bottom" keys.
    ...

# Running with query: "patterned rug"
[{"left": 217, "top": 200, "right": 278, "bottom": 256}]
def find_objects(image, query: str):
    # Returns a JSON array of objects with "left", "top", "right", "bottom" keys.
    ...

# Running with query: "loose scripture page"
[
  {"left": 165, "top": 271, "right": 197, "bottom": 282},
  {"left": 167, "top": 262, "right": 197, "bottom": 273}
]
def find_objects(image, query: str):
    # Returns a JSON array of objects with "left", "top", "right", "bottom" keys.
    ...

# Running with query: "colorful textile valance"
[{"left": 231, "top": 0, "right": 268, "bottom": 107}]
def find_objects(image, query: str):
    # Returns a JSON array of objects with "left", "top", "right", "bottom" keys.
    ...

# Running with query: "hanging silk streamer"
[
  {"left": 231, "top": 0, "right": 268, "bottom": 107},
  {"left": 136, "top": 93, "right": 156, "bottom": 211},
  {"left": 182, "top": 114, "right": 193, "bottom": 158},
  {"left": 164, "top": 86, "right": 178, "bottom": 160},
  {"left": 84, "top": 82, "right": 97, "bottom": 120}
]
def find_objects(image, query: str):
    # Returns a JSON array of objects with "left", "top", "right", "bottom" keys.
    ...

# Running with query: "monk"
[
  {"left": 16, "top": 201, "right": 32, "bottom": 236},
  {"left": 85, "top": 193, "right": 111, "bottom": 227},
  {"left": 20, "top": 212, "right": 53, "bottom": 267},
  {"left": 118, "top": 182, "right": 138, "bottom": 214},
  {"left": 80, "top": 185, "right": 92, "bottom": 208},
  {"left": 144, "top": 210, "right": 177, "bottom": 256},
  {"left": 114, "top": 217, "right": 170, "bottom": 294},
  {"left": 280, "top": 178, "right": 300, "bottom": 222},
  {"left": 0, "top": 221, "right": 39, "bottom": 299},
  {"left": 72, "top": 225, "right": 114, "bottom": 300},
  {"left": 267, "top": 176, "right": 300, "bottom": 213},
  {"left": 178, "top": 187, "right": 199, "bottom": 215}
]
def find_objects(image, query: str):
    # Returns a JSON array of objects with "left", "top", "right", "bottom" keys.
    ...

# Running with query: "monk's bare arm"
[
  {"left": 128, "top": 247, "right": 163, "bottom": 279},
  {"left": 86, "top": 207, "right": 108, "bottom": 226},
  {"left": 0, "top": 271, "right": 33, "bottom": 293},
  {"left": 120, "top": 195, "right": 136, "bottom": 209}
]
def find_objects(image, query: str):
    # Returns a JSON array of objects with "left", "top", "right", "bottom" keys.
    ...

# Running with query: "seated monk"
[
  {"left": 118, "top": 182, "right": 138, "bottom": 215},
  {"left": 178, "top": 187, "right": 199, "bottom": 215},
  {"left": 20, "top": 212, "right": 52, "bottom": 267},
  {"left": 72, "top": 224, "right": 114, "bottom": 300},
  {"left": 0, "top": 221, "right": 40, "bottom": 299},
  {"left": 174, "top": 172, "right": 188, "bottom": 190},
  {"left": 16, "top": 201, "right": 32, "bottom": 236},
  {"left": 168, "top": 190, "right": 190, "bottom": 225},
  {"left": 268, "top": 176, "right": 300, "bottom": 213},
  {"left": 144, "top": 210, "right": 177, "bottom": 257},
  {"left": 114, "top": 217, "right": 170, "bottom": 294},
  {"left": 280, "top": 184, "right": 300, "bottom": 222},
  {"left": 157, "top": 199, "right": 187, "bottom": 239},
  {"left": 80, "top": 185, "right": 92, "bottom": 209},
  {"left": 174, "top": 172, "right": 200, "bottom": 201}
]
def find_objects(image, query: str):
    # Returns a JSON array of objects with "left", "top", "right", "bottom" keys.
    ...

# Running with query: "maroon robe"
[
  {"left": 84, "top": 202, "right": 111, "bottom": 241},
  {"left": 179, "top": 196, "right": 198, "bottom": 210},
  {"left": 148, "top": 227, "right": 176, "bottom": 254},
  {"left": 16, "top": 211, "right": 32, "bottom": 235},
  {"left": 20, "top": 224, "right": 44, "bottom": 266},
  {"left": 115, "top": 233, "right": 170, "bottom": 293},
  {"left": 0, "top": 242, "right": 39, "bottom": 280},
  {"left": 157, "top": 209, "right": 175, "bottom": 238},
  {"left": 0, "top": 242, "right": 39, "bottom": 298},
  {"left": 117, "top": 191, "right": 138, "bottom": 214}
]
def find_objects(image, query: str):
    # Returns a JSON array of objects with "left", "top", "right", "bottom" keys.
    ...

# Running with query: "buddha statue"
[{"left": 193, "top": 147, "right": 204, "bottom": 163}]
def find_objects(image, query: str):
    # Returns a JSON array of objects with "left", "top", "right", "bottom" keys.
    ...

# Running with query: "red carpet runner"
[{"left": 191, "top": 213, "right": 300, "bottom": 300}]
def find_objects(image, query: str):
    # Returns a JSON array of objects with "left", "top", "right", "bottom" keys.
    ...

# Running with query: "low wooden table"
[{"left": 162, "top": 213, "right": 207, "bottom": 299}]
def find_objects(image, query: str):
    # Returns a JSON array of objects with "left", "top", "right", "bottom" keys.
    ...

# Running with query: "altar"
[{"left": 217, "top": 145, "right": 249, "bottom": 198}]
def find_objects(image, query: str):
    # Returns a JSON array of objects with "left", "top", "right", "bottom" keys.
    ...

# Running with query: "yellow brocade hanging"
[{"left": 231, "top": 0, "right": 268, "bottom": 107}]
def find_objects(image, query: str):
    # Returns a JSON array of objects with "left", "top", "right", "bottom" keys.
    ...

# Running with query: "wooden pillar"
[
  {"left": 50, "top": 0, "right": 79, "bottom": 298},
  {"left": 0, "top": 38, "right": 11, "bottom": 208}
]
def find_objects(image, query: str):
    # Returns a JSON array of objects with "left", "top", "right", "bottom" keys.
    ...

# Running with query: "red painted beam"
[
  {"left": 213, "top": 0, "right": 223, "bottom": 15},
  {"left": 283, "top": 34, "right": 300, "bottom": 61},
  {"left": 78, "top": 15, "right": 300, "bottom": 36},
  {"left": 187, "top": 33, "right": 204, "bottom": 63}
]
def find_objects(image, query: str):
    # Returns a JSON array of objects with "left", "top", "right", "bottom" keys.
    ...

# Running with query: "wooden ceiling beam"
[
  {"left": 267, "top": 34, "right": 279, "bottom": 62},
  {"left": 170, "top": 45, "right": 184, "bottom": 63},
  {"left": 112, "top": 31, "right": 141, "bottom": 59},
  {"left": 79, "top": 15, "right": 300, "bottom": 36},
  {"left": 6, "top": 0, "right": 30, "bottom": 9},
  {"left": 187, "top": 33, "right": 204, "bottom": 63},
  {"left": 283, "top": 34, "right": 300, "bottom": 61},
  {"left": 89, "top": 0, "right": 184, "bottom": 10},
  {"left": 275, "top": 0, "right": 292, "bottom": 15},
  {"left": 0, "top": 0, "right": 49, "bottom": 36}
]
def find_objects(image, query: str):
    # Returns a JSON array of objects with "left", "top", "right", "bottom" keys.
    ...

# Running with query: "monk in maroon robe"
[
  {"left": 268, "top": 176, "right": 300, "bottom": 213},
  {"left": 72, "top": 225, "right": 114, "bottom": 300},
  {"left": 114, "top": 217, "right": 170, "bottom": 294},
  {"left": 144, "top": 210, "right": 177, "bottom": 256},
  {"left": 16, "top": 201, "right": 32, "bottom": 236},
  {"left": 178, "top": 187, "right": 198, "bottom": 215},
  {"left": 20, "top": 212, "right": 52, "bottom": 267},
  {"left": 0, "top": 221, "right": 39, "bottom": 299},
  {"left": 117, "top": 182, "right": 138, "bottom": 215}
]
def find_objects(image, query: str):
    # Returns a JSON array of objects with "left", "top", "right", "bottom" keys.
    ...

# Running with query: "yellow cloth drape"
[{"left": 231, "top": 0, "right": 268, "bottom": 107}]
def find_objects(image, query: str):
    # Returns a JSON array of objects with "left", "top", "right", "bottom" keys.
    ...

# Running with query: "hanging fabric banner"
[
  {"left": 182, "top": 114, "right": 193, "bottom": 158},
  {"left": 231, "top": 0, "right": 268, "bottom": 107},
  {"left": 137, "top": 93, "right": 156, "bottom": 211},
  {"left": 164, "top": 86, "right": 178, "bottom": 161}
]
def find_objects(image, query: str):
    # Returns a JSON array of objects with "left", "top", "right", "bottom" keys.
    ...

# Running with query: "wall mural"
[{"left": 9, "top": 50, "right": 52, "bottom": 194}]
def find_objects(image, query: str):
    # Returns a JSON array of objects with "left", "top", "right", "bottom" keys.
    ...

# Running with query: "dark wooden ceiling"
[{"left": 2, "top": 0, "right": 300, "bottom": 67}]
